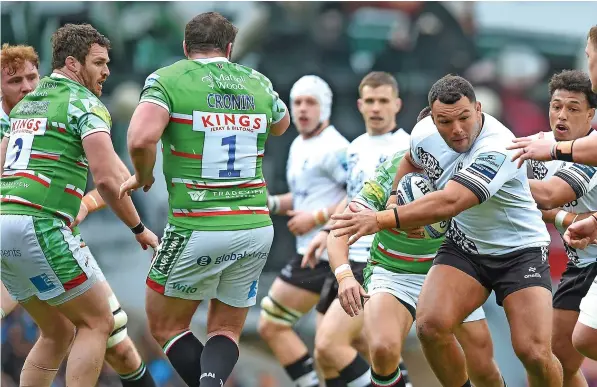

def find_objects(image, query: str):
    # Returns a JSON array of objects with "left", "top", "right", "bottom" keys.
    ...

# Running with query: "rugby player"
[
  {"left": 507, "top": 24, "right": 597, "bottom": 365},
  {"left": 527, "top": 70, "right": 597, "bottom": 381},
  {"left": 329, "top": 106, "right": 505, "bottom": 387},
  {"left": 330, "top": 75, "right": 563, "bottom": 387},
  {"left": 311, "top": 72, "right": 411, "bottom": 387},
  {"left": 0, "top": 41, "right": 159, "bottom": 387},
  {"left": 0, "top": 24, "right": 158, "bottom": 387},
  {"left": 119, "top": 12, "right": 290, "bottom": 387},
  {"left": 257, "top": 75, "right": 348, "bottom": 387},
  {"left": 1, "top": 43, "right": 40, "bottom": 319}
]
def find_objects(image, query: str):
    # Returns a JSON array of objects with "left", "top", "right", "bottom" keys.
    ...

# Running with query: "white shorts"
[
  {"left": 0, "top": 215, "right": 97, "bottom": 305},
  {"left": 364, "top": 265, "right": 485, "bottom": 323},
  {"left": 578, "top": 279, "right": 597, "bottom": 329},
  {"left": 147, "top": 224, "right": 274, "bottom": 307}
]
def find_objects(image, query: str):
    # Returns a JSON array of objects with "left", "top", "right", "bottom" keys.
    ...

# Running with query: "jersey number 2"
[{"left": 5, "top": 134, "right": 34, "bottom": 170}]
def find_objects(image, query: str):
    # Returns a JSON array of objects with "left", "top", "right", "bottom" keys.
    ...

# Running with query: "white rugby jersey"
[
  {"left": 287, "top": 125, "right": 349, "bottom": 259},
  {"left": 530, "top": 130, "right": 597, "bottom": 268},
  {"left": 347, "top": 128, "right": 410, "bottom": 262},
  {"left": 410, "top": 114, "right": 550, "bottom": 255}
]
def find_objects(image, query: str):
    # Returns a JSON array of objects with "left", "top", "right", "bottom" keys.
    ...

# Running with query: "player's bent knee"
[
  {"left": 552, "top": 335, "right": 580, "bottom": 373},
  {"left": 105, "top": 338, "right": 140, "bottom": 371},
  {"left": 107, "top": 294, "right": 129, "bottom": 348},
  {"left": 369, "top": 338, "right": 401, "bottom": 365},
  {"left": 416, "top": 317, "right": 451, "bottom": 343},
  {"left": 512, "top": 340, "right": 552, "bottom": 371},
  {"left": 572, "top": 327, "right": 595, "bottom": 358},
  {"left": 314, "top": 333, "right": 338, "bottom": 367},
  {"left": 38, "top": 316, "right": 75, "bottom": 341}
]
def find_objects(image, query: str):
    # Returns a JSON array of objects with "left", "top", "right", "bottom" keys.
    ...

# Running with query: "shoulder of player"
[
  {"left": 236, "top": 65, "right": 272, "bottom": 85},
  {"left": 144, "top": 60, "right": 190, "bottom": 84},
  {"left": 348, "top": 132, "right": 369, "bottom": 149},
  {"left": 410, "top": 116, "right": 438, "bottom": 143},
  {"left": 321, "top": 125, "right": 349, "bottom": 145},
  {"left": 480, "top": 113, "right": 515, "bottom": 141},
  {"left": 66, "top": 87, "right": 111, "bottom": 126}
]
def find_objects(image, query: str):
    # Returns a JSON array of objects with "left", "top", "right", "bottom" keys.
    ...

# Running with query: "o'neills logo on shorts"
[{"left": 154, "top": 232, "right": 186, "bottom": 275}]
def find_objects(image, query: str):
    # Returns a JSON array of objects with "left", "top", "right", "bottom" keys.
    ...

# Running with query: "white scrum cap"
[{"left": 289, "top": 75, "right": 333, "bottom": 123}]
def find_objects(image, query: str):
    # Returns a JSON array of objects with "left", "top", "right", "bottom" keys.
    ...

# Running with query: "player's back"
[
  {"left": 140, "top": 58, "right": 286, "bottom": 231},
  {"left": 2, "top": 74, "right": 110, "bottom": 225}
]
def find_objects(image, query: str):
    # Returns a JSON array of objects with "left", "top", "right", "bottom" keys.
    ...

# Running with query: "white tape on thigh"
[
  {"left": 107, "top": 294, "right": 128, "bottom": 348},
  {"left": 259, "top": 295, "right": 303, "bottom": 326}
]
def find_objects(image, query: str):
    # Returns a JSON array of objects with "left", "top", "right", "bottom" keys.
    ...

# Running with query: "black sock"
[
  {"left": 325, "top": 377, "right": 347, "bottom": 387},
  {"left": 199, "top": 335, "right": 240, "bottom": 387},
  {"left": 371, "top": 366, "right": 405, "bottom": 387},
  {"left": 163, "top": 331, "right": 204, "bottom": 387},
  {"left": 120, "top": 362, "right": 156, "bottom": 387},
  {"left": 338, "top": 354, "right": 371, "bottom": 386},
  {"left": 399, "top": 360, "right": 411, "bottom": 387},
  {"left": 284, "top": 353, "right": 319, "bottom": 387},
  {"left": 462, "top": 380, "right": 472, "bottom": 387}
]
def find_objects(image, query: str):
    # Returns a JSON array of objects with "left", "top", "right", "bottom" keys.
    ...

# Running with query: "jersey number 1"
[{"left": 219, "top": 135, "right": 241, "bottom": 178}]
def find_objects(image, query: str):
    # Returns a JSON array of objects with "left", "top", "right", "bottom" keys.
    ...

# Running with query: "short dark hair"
[
  {"left": 359, "top": 72, "right": 399, "bottom": 97},
  {"left": 548, "top": 70, "right": 597, "bottom": 108},
  {"left": 51, "top": 24, "right": 110, "bottom": 70},
  {"left": 417, "top": 106, "right": 432, "bottom": 122},
  {"left": 428, "top": 74, "right": 476, "bottom": 107},
  {"left": 588, "top": 25, "right": 597, "bottom": 49},
  {"left": 185, "top": 12, "right": 238, "bottom": 55}
]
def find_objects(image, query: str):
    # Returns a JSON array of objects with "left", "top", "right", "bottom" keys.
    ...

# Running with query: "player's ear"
[
  {"left": 357, "top": 99, "right": 364, "bottom": 114},
  {"left": 225, "top": 42, "right": 233, "bottom": 59},
  {"left": 65, "top": 56, "right": 80, "bottom": 73},
  {"left": 588, "top": 107, "right": 595, "bottom": 123},
  {"left": 475, "top": 101, "right": 482, "bottom": 112},
  {"left": 395, "top": 97, "right": 403, "bottom": 114},
  {"left": 182, "top": 40, "right": 188, "bottom": 58}
]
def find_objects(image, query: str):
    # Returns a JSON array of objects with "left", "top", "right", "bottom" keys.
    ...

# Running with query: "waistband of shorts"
[{"left": 444, "top": 239, "right": 549, "bottom": 259}]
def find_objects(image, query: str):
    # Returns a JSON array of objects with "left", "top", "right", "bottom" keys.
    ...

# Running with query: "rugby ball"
[{"left": 396, "top": 172, "right": 449, "bottom": 239}]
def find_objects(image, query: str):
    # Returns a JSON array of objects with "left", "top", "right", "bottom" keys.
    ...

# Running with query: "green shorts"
[
  {"left": 0, "top": 215, "right": 97, "bottom": 305},
  {"left": 147, "top": 223, "right": 274, "bottom": 307}
]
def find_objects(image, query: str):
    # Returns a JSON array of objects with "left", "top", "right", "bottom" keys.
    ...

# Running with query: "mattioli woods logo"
[{"left": 201, "top": 72, "right": 247, "bottom": 90}]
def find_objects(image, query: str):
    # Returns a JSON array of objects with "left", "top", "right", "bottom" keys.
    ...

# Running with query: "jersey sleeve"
[
  {"left": 1, "top": 113, "right": 10, "bottom": 139},
  {"left": 139, "top": 73, "right": 172, "bottom": 113},
  {"left": 409, "top": 134, "right": 425, "bottom": 170},
  {"left": 553, "top": 162, "right": 597, "bottom": 199},
  {"left": 353, "top": 158, "right": 394, "bottom": 212},
  {"left": 1, "top": 123, "right": 9, "bottom": 139},
  {"left": 78, "top": 104, "right": 112, "bottom": 139},
  {"left": 252, "top": 70, "right": 287, "bottom": 124},
  {"left": 321, "top": 146, "right": 349, "bottom": 185},
  {"left": 451, "top": 147, "right": 515, "bottom": 204}
]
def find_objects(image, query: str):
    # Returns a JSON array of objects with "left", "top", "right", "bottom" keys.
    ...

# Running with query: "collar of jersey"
[
  {"left": 0, "top": 98, "right": 8, "bottom": 119},
  {"left": 50, "top": 72, "right": 84, "bottom": 87},
  {"left": 192, "top": 57, "right": 229, "bottom": 64}
]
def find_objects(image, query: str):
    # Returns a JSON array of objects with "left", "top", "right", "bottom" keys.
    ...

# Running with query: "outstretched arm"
[{"left": 331, "top": 180, "right": 479, "bottom": 243}]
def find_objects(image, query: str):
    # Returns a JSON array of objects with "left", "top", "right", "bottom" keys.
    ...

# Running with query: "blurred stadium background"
[{"left": 2, "top": 1, "right": 597, "bottom": 386}]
